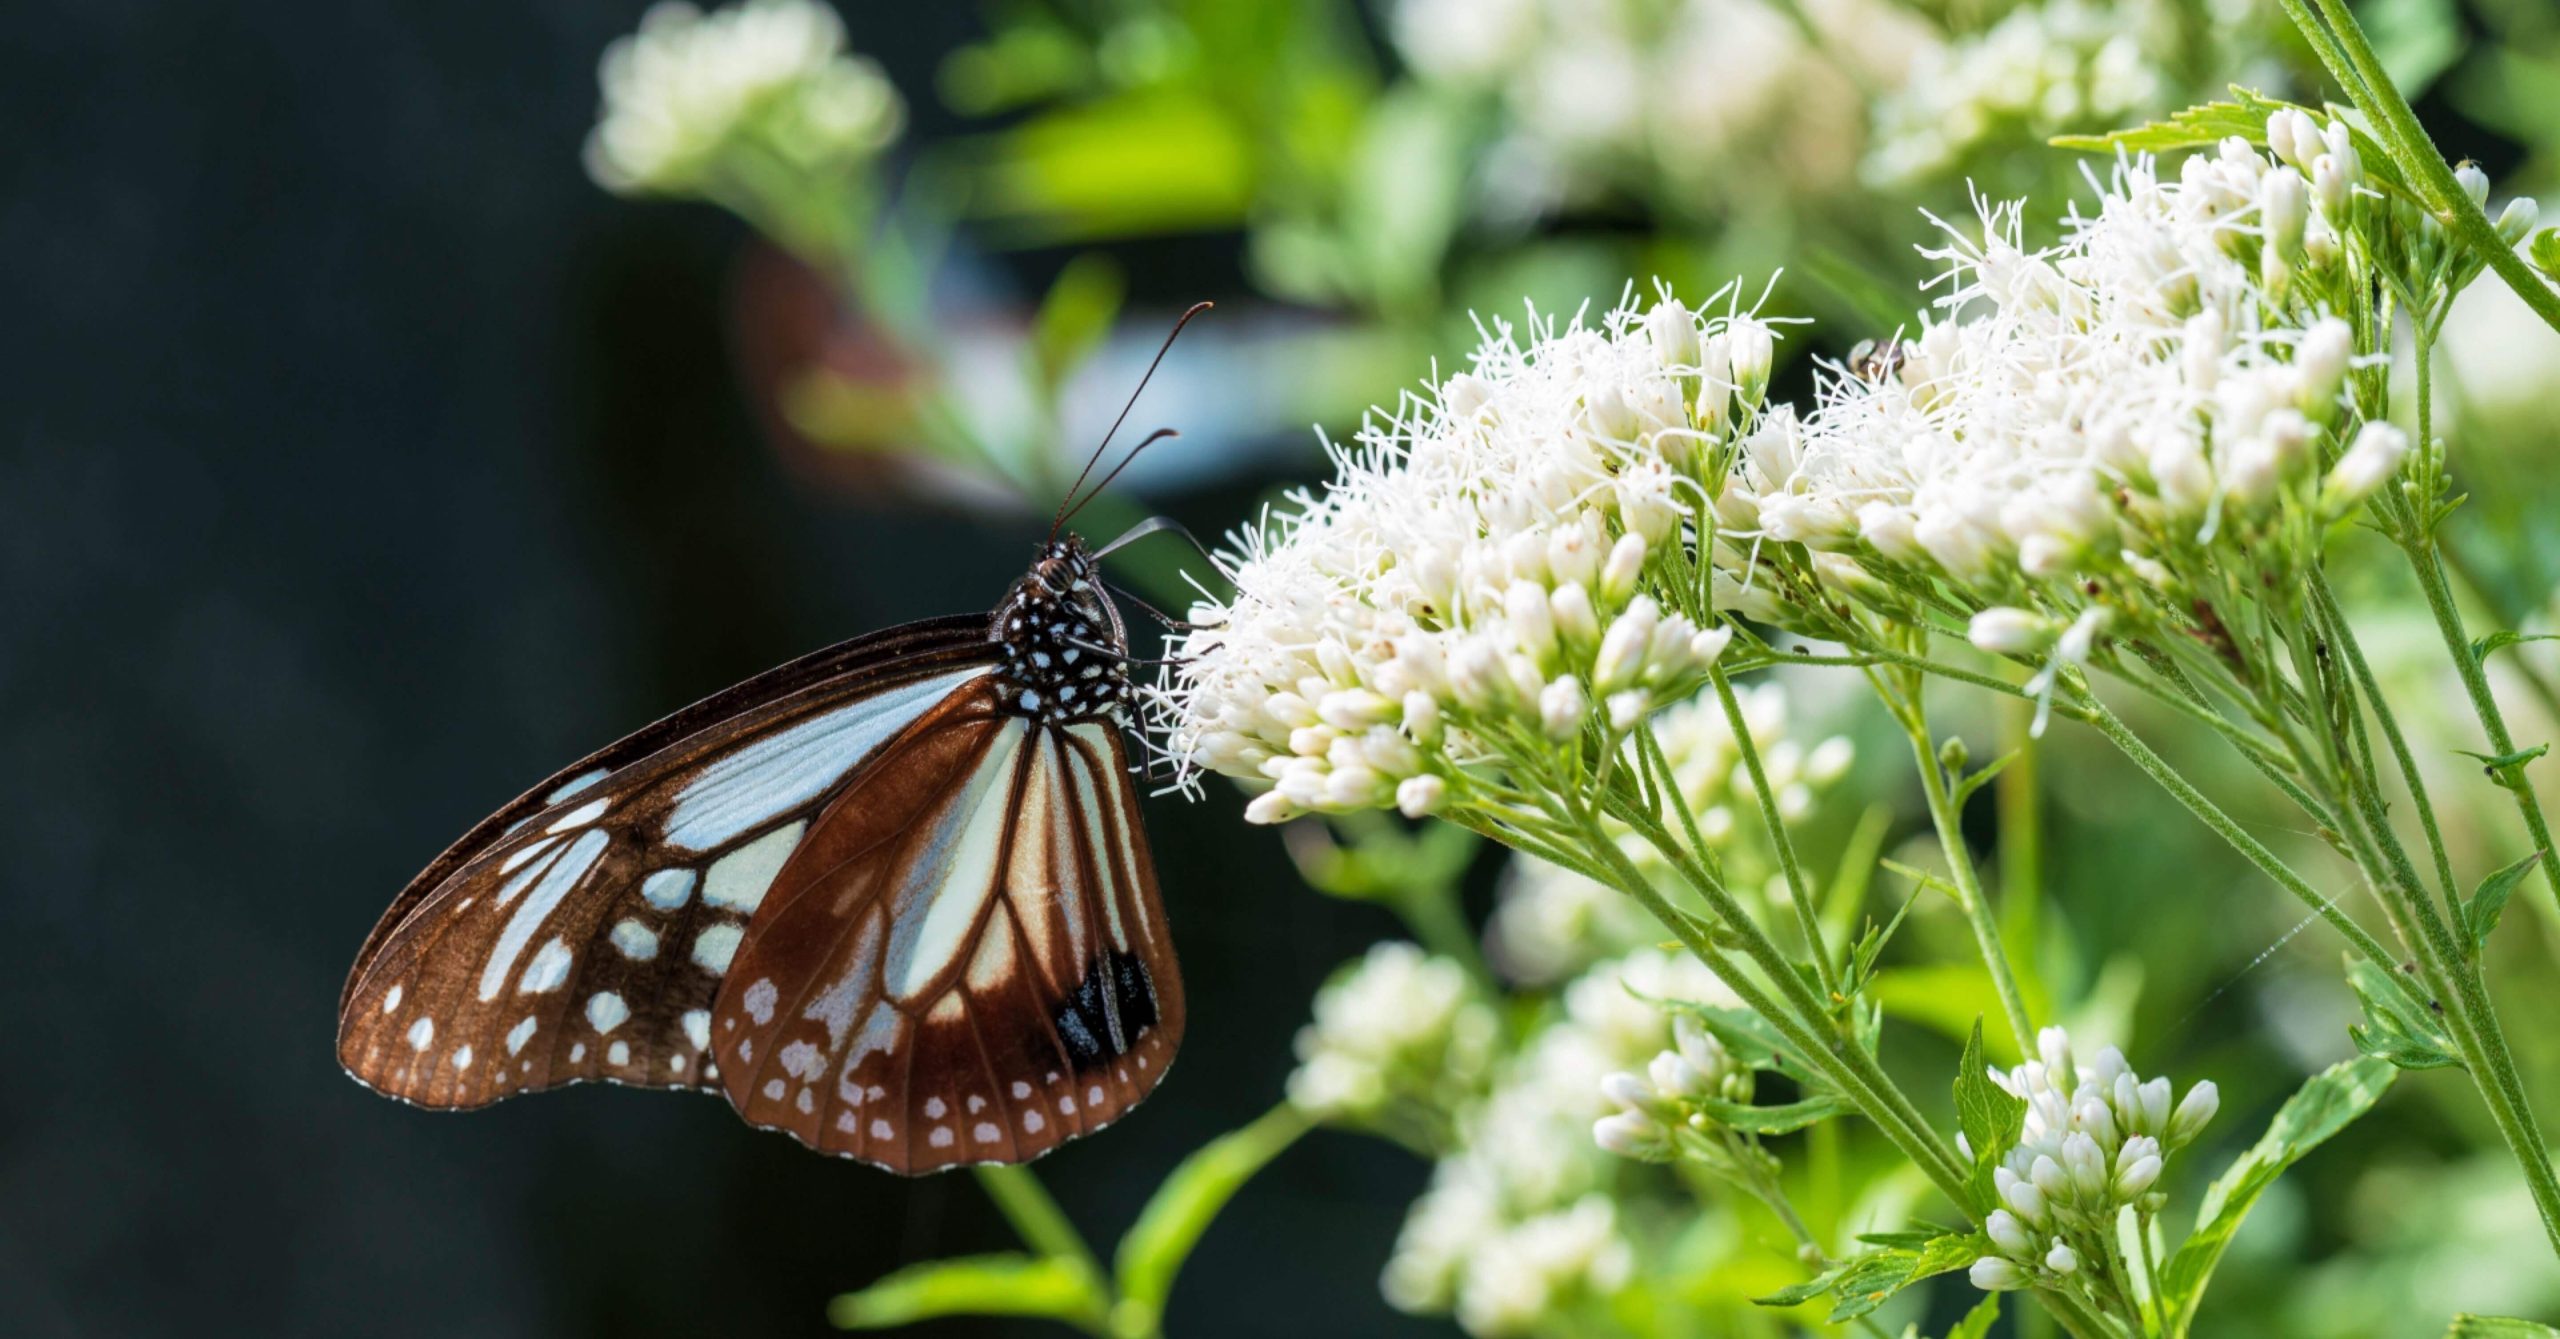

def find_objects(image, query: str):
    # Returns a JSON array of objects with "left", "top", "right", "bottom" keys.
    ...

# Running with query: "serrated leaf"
[
  {"left": 2447, "top": 1317, "right": 2560, "bottom": 1338},
  {"left": 1113, "top": 1105, "right": 1309, "bottom": 1328},
  {"left": 829, "top": 1253, "right": 1103, "bottom": 1330},
  {"left": 1754, "top": 1256, "right": 1855, "bottom": 1308},
  {"left": 1657, "top": 999, "right": 1803, "bottom": 1074},
  {"left": 2051, "top": 89, "right": 2409, "bottom": 193},
  {"left": 2465, "top": 850, "right": 2544, "bottom": 951},
  {"left": 1757, "top": 1232, "right": 1987, "bottom": 1321},
  {"left": 2458, "top": 744, "right": 2549, "bottom": 790},
  {"left": 1694, "top": 1094, "right": 1851, "bottom": 1134},
  {"left": 1953, "top": 1019, "right": 2026, "bottom": 1211},
  {"left": 2161, "top": 1056, "right": 2398, "bottom": 1330},
  {"left": 2470, "top": 630, "right": 2560, "bottom": 664},
  {"left": 2346, "top": 955, "right": 2462, "bottom": 1071}
]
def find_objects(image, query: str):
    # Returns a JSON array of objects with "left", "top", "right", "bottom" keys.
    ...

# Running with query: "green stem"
[
  {"left": 2071, "top": 693, "right": 2419, "bottom": 1010},
  {"left": 974, "top": 1165, "right": 1109, "bottom": 1304},
  {"left": 1711, "top": 665, "right": 1840, "bottom": 995},
  {"left": 1898, "top": 687, "right": 2037, "bottom": 1054},
  {"left": 2298, "top": 0, "right": 2560, "bottom": 336}
]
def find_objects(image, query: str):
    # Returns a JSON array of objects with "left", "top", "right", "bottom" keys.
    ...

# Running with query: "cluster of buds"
[
  {"left": 1965, "top": 1028, "right": 2220, "bottom": 1294},
  {"left": 584, "top": 0, "right": 905, "bottom": 198},
  {"left": 1591, "top": 1014, "right": 1753, "bottom": 1160},
  {"left": 1288, "top": 942, "right": 1501, "bottom": 1132},
  {"left": 1159, "top": 294, "right": 1784, "bottom": 824}
]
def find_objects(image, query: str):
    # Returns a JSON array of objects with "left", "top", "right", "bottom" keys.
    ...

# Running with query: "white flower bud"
[
  {"left": 1857, "top": 501, "right": 1923, "bottom": 563},
  {"left": 2268, "top": 108, "right": 2321, "bottom": 173},
  {"left": 1600, "top": 1070, "right": 1656, "bottom": 1113},
  {"left": 1647, "top": 1049, "right": 1709, "bottom": 1100},
  {"left": 1593, "top": 1110, "right": 1668, "bottom": 1159},
  {"left": 1688, "top": 625, "right": 1733, "bottom": 671},
  {"left": 1548, "top": 521, "right": 1602, "bottom": 590},
  {"left": 1996, "top": 1167, "right": 2048, "bottom": 1225},
  {"left": 1587, "top": 377, "right": 1638, "bottom": 443},
  {"left": 1986, "top": 1210, "right": 2034, "bottom": 1256},
  {"left": 1600, "top": 533, "right": 1648, "bottom": 605},
  {"left": 2296, "top": 318, "right": 2352, "bottom": 416},
  {"left": 1550, "top": 581, "right": 1600, "bottom": 650},
  {"left": 1648, "top": 299, "right": 1700, "bottom": 369},
  {"left": 1266, "top": 692, "right": 1317, "bottom": 730},
  {"left": 2044, "top": 1242, "right": 2080, "bottom": 1275},
  {"left": 2149, "top": 435, "right": 2216, "bottom": 516},
  {"left": 1318, "top": 689, "right": 1395, "bottom": 731},
  {"left": 2063, "top": 1131, "right": 2110, "bottom": 1199},
  {"left": 2115, "top": 1151, "right": 2163, "bottom": 1199},
  {"left": 1506, "top": 580, "right": 1558, "bottom": 668},
  {"left": 1606, "top": 689, "right": 1649, "bottom": 732},
  {"left": 2325, "top": 422, "right": 2410, "bottom": 506},
  {"left": 2182, "top": 308, "right": 2226, "bottom": 391},
  {"left": 1969, "top": 1257, "right": 2029, "bottom": 1292},
  {"left": 2168, "top": 1080, "right": 2221, "bottom": 1147},
  {"left": 1969, "top": 607, "right": 2053, "bottom": 656},
  {"left": 1728, "top": 319, "right": 1774, "bottom": 406},
  {"left": 2263, "top": 168, "right": 2309, "bottom": 288},
  {"left": 1442, "top": 372, "right": 1494, "bottom": 420},
  {"left": 1402, "top": 691, "right": 1442, "bottom": 746},
  {"left": 1395, "top": 774, "right": 1446, "bottom": 818},
  {"left": 1244, "top": 790, "right": 1298, "bottom": 825},
  {"left": 2456, "top": 161, "right": 2491, "bottom": 207},
  {"left": 1538, "top": 676, "right": 1586, "bottom": 740},
  {"left": 1594, "top": 601, "right": 1660, "bottom": 694},
  {"left": 2314, "top": 151, "right": 2358, "bottom": 220},
  {"left": 2498, "top": 197, "right": 2540, "bottom": 246}
]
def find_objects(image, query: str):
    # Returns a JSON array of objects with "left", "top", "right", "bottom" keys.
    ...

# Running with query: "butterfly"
[{"left": 336, "top": 310, "right": 1212, "bottom": 1175}]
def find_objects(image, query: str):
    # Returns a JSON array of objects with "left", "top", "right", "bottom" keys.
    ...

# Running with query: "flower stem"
[
  {"left": 1896, "top": 685, "right": 2037, "bottom": 1054},
  {"left": 972, "top": 1165, "right": 1115, "bottom": 1332},
  {"left": 1710, "top": 665, "right": 1840, "bottom": 994}
]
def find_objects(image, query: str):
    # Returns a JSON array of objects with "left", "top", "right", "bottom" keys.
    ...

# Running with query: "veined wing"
[
  {"left": 336, "top": 615, "right": 998, "bottom": 1109},
  {"left": 710, "top": 686, "right": 1185, "bottom": 1173}
]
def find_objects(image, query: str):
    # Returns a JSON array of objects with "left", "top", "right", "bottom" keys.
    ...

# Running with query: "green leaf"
[
  {"left": 1950, "top": 748, "right": 2021, "bottom": 808},
  {"left": 2533, "top": 227, "right": 2560, "bottom": 282},
  {"left": 2161, "top": 1056, "right": 2398, "bottom": 1330},
  {"left": 2457, "top": 743, "right": 2549, "bottom": 790},
  {"left": 2051, "top": 89, "right": 2408, "bottom": 193},
  {"left": 1028, "top": 252, "right": 1127, "bottom": 390},
  {"left": 2346, "top": 954, "right": 2461, "bottom": 1071},
  {"left": 828, "top": 1253, "right": 1104, "bottom": 1330},
  {"left": 1952, "top": 1019, "right": 2026, "bottom": 1210},
  {"left": 1694, "top": 1094, "right": 1851, "bottom": 1134},
  {"left": 2469, "top": 630, "right": 2560, "bottom": 665},
  {"left": 1112, "top": 1105, "right": 1310, "bottom": 1329},
  {"left": 1754, "top": 1233, "right": 1989, "bottom": 1322},
  {"left": 1658, "top": 999, "right": 1803, "bottom": 1075},
  {"left": 2465, "top": 850, "right": 2545, "bottom": 952},
  {"left": 1948, "top": 1294, "right": 2001, "bottom": 1339},
  {"left": 2447, "top": 1317, "right": 2560, "bottom": 1338}
]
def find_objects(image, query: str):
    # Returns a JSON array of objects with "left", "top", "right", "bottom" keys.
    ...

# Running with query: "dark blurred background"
[{"left": 0, "top": 4, "right": 1430, "bottom": 1336}]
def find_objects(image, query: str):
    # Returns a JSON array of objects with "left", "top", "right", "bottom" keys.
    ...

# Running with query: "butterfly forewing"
[
  {"left": 336, "top": 617, "right": 998, "bottom": 1108},
  {"left": 713, "top": 687, "right": 1184, "bottom": 1173}
]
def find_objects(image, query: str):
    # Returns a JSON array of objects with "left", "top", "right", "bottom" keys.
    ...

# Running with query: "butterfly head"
[{"left": 992, "top": 537, "right": 1131, "bottom": 727}]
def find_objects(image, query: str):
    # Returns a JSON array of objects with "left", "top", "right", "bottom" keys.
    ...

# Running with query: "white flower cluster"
[
  {"left": 1489, "top": 681, "right": 1852, "bottom": 984},
  {"left": 1380, "top": 949, "right": 1732, "bottom": 1335},
  {"left": 1387, "top": 0, "right": 1924, "bottom": 208},
  {"left": 1721, "top": 131, "right": 2409, "bottom": 643},
  {"left": 1966, "top": 1027, "right": 2220, "bottom": 1293},
  {"left": 1591, "top": 1012, "right": 1751, "bottom": 1159},
  {"left": 1158, "top": 295, "right": 1784, "bottom": 824},
  {"left": 1867, "top": 0, "right": 2170, "bottom": 185},
  {"left": 1287, "top": 941, "right": 1500, "bottom": 1125},
  {"left": 585, "top": 0, "right": 903, "bottom": 196}
]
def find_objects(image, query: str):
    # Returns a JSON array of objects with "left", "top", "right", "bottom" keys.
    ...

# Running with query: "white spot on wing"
[
  {"left": 407, "top": 1018, "right": 434, "bottom": 1051},
  {"left": 743, "top": 978, "right": 778, "bottom": 1024},
  {"left": 1025, "top": 1110, "right": 1045, "bottom": 1134},
  {"left": 453, "top": 1045, "right": 473, "bottom": 1070},
  {"left": 871, "top": 1118, "right": 892, "bottom": 1140},
  {"left": 682, "top": 1010, "right": 711, "bottom": 1051},
  {"left": 664, "top": 667, "right": 988, "bottom": 852},
  {"left": 479, "top": 828, "right": 608, "bottom": 1000},
  {"left": 609, "top": 919, "right": 659, "bottom": 961},
  {"left": 548, "top": 769, "right": 607, "bottom": 802},
  {"left": 382, "top": 985, "right": 403, "bottom": 1014},
  {"left": 974, "top": 1122, "right": 1000, "bottom": 1144},
  {"left": 570, "top": 1042, "right": 586, "bottom": 1062},
  {"left": 519, "top": 937, "right": 573, "bottom": 994},
  {"left": 546, "top": 796, "right": 609, "bottom": 834},
  {"left": 779, "top": 1040, "right": 823, "bottom": 1080},
  {"left": 586, "top": 991, "right": 629, "bottom": 1033},
  {"left": 642, "top": 868, "right": 696, "bottom": 911},
  {"left": 691, "top": 924, "right": 743, "bottom": 974},
  {"left": 607, "top": 1040, "right": 629, "bottom": 1066},
  {"left": 506, "top": 1016, "right": 537, "bottom": 1056},
  {"left": 704, "top": 821, "right": 807, "bottom": 915},
  {"left": 500, "top": 833, "right": 562, "bottom": 875},
  {"left": 929, "top": 1126, "right": 954, "bottom": 1149}
]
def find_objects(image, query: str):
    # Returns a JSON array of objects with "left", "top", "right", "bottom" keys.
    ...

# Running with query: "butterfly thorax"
[{"left": 991, "top": 538, "right": 1131, "bottom": 727}]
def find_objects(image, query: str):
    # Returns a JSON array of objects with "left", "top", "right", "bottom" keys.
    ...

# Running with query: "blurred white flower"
[
  {"left": 1287, "top": 942, "right": 1500, "bottom": 1125},
  {"left": 1869, "top": 0, "right": 2173, "bottom": 185},
  {"left": 585, "top": 0, "right": 902, "bottom": 196}
]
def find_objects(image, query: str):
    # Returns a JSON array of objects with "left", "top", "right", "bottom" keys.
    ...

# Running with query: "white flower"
[
  {"left": 1967, "top": 1026, "right": 2217, "bottom": 1295},
  {"left": 1287, "top": 942, "right": 1499, "bottom": 1124},
  {"left": 585, "top": 0, "right": 902, "bottom": 196},
  {"left": 1454, "top": 1197, "right": 1634, "bottom": 1337},
  {"left": 1155, "top": 291, "right": 1780, "bottom": 822},
  {"left": 2325, "top": 421, "right": 2411, "bottom": 507}
]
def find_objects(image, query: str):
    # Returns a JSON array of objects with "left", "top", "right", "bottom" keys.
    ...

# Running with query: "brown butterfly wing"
[
  {"left": 335, "top": 617, "right": 997, "bottom": 1109},
  {"left": 711, "top": 685, "right": 1184, "bottom": 1173}
]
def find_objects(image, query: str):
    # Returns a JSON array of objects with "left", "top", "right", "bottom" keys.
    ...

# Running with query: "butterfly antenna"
[{"left": 1050, "top": 300, "right": 1214, "bottom": 541}]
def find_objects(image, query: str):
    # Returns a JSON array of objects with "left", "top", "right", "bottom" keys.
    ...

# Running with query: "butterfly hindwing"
[
  {"left": 713, "top": 688, "right": 1185, "bottom": 1173},
  {"left": 335, "top": 617, "right": 998, "bottom": 1109}
]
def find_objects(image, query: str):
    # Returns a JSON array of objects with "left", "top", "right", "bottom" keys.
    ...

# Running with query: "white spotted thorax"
[
  {"left": 992, "top": 539, "right": 1135, "bottom": 728},
  {"left": 1152, "top": 292, "right": 1771, "bottom": 825}
]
